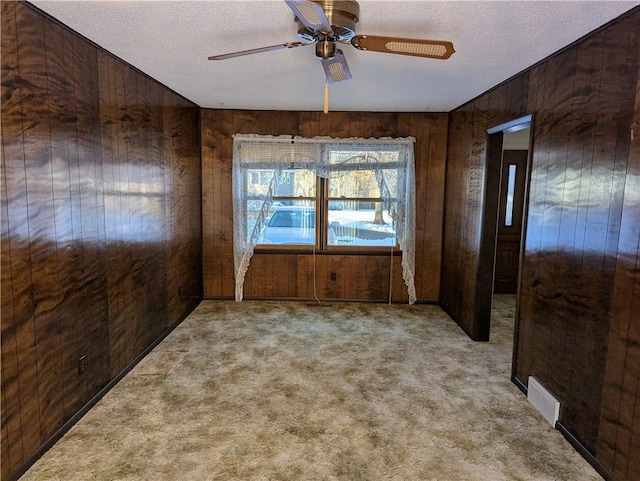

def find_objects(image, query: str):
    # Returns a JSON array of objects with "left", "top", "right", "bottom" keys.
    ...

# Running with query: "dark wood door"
[{"left": 494, "top": 150, "right": 528, "bottom": 293}]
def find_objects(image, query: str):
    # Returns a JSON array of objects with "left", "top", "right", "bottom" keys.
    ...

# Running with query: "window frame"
[
  {"left": 254, "top": 174, "right": 400, "bottom": 253},
  {"left": 322, "top": 176, "right": 400, "bottom": 252},
  {"left": 255, "top": 175, "right": 320, "bottom": 250}
]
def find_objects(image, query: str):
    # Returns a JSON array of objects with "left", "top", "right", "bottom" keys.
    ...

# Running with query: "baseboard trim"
[
  {"left": 202, "top": 295, "right": 439, "bottom": 305},
  {"left": 512, "top": 375, "right": 528, "bottom": 395},
  {"left": 439, "top": 302, "right": 489, "bottom": 341},
  {"left": 556, "top": 422, "right": 612, "bottom": 481},
  {"left": 10, "top": 299, "right": 201, "bottom": 481},
  {"left": 511, "top": 376, "right": 612, "bottom": 481}
]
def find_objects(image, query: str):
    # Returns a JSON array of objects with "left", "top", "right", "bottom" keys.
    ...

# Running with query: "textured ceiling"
[{"left": 31, "top": 0, "right": 639, "bottom": 112}]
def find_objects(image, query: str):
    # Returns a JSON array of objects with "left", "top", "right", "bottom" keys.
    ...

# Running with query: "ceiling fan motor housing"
[
  {"left": 296, "top": 0, "right": 360, "bottom": 43},
  {"left": 316, "top": 40, "right": 337, "bottom": 59}
]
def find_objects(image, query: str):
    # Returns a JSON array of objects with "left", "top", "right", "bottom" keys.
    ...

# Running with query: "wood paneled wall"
[
  {"left": 441, "top": 8, "right": 639, "bottom": 481},
  {"left": 596, "top": 38, "right": 640, "bottom": 481},
  {"left": 441, "top": 76, "right": 530, "bottom": 339},
  {"left": 0, "top": 3, "right": 202, "bottom": 480},
  {"left": 597, "top": 55, "right": 640, "bottom": 479},
  {"left": 201, "top": 110, "right": 447, "bottom": 302}
]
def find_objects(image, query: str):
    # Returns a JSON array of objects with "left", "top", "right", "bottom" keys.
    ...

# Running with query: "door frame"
[{"left": 474, "top": 115, "right": 533, "bottom": 340}]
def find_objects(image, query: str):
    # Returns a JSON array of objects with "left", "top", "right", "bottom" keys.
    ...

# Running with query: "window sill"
[{"left": 253, "top": 247, "right": 402, "bottom": 256}]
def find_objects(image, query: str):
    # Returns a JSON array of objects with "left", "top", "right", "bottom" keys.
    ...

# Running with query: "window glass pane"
[
  {"left": 246, "top": 168, "right": 316, "bottom": 244},
  {"left": 328, "top": 200, "right": 396, "bottom": 247},
  {"left": 274, "top": 169, "right": 316, "bottom": 197},
  {"left": 329, "top": 170, "right": 380, "bottom": 198},
  {"left": 246, "top": 169, "right": 316, "bottom": 197},
  {"left": 329, "top": 149, "right": 399, "bottom": 168},
  {"left": 258, "top": 201, "right": 316, "bottom": 245},
  {"left": 505, "top": 164, "right": 516, "bottom": 227},
  {"left": 247, "top": 168, "right": 274, "bottom": 197}
]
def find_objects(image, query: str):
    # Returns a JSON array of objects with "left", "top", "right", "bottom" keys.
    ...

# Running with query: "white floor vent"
[{"left": 527, "top": 376, "right": 560, "bottom": 427}]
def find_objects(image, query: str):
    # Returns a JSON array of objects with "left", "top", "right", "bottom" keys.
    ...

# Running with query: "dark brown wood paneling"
[
  {"left": 441, "top": 7, "right": 639, "bottom": 480},
  {"left": 164, "top": 92, "right": 202, "bottom": 325},
  {"left": 201, "top": 110, "right": 447, "bottom": 302},
  {"left": 201, "top": 108, "right": 219, "bottom": 296},
  {"left": 1, "top": 93, "right": 23, "bottom": 476},
  {"left": 98, "top": 52, "right": 126, "bottom": 379},
  {"left": 243, "top": 252, "right": 407, "bottom": 302},
  {"left": 1, "top": 2, "right": 42, "bottom": 470},
  {"left": 423, "top": 115, "right": 448, "bottom": 299},
  {"left": 441, "top": 77, "right": 530, "bottom": 339},
  {"left": 440, "top": 102, "right": 472, "bottom": 327},
  {"left": 71, "top": 24, "right": 112, "bottom": 407},
  {"left": 1, "top": 3, "right": 202, "bottom": 479},
  {"left": 219, "top": 110, "right": 235, "bottom": 297},
  {"left": 597, "top": 33, "right": 640, "bottom": 481},
  {"left": 17, "top": 2, "right": 69, "bottom": 445},
  {"left": 522, "top": 12, "right": 637, "bottom": 457},
  {"left": 50, "top": 17, "right": 82, "bottom": 421}
]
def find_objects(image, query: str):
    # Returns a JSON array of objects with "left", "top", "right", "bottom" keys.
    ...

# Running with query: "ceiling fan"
[{"left": 208, "top": 0, "right": 455, "bottom": 86}]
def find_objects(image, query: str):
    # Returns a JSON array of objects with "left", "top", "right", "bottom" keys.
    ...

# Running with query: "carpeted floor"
[{"left": 22, "top": 296, "right": 601, "bottom": 480}]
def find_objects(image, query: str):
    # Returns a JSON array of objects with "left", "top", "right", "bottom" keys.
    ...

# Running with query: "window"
[
  {"left": 246, "top": 168, "right": 317, "bottom": 245},
  {"left": 504, "top": 164, "right": 516, "bottom": 227},
  {"left": 232, "top": 134, "right": 416, "bottom": 303},
  {"left": 248, "top": 167, "right": 398, "bottom": 248},
  {"left": 326, "top": 149, "right": 399, "bottom": 248}
]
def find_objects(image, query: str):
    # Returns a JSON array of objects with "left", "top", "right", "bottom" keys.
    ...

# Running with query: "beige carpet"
[{"left": 22, "top": 296, "right": 601, "bottom": 480}]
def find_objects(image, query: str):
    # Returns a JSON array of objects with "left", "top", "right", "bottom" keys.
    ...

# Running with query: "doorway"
[
  {"left": 494, "top": 129, "right": 530, "bottom": 293},
  {"left": 476, "top": 116, "right": 532, "bottom": 339}
]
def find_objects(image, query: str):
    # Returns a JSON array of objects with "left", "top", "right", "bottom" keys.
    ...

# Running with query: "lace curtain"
[{"left": 232, "top": 134, "right": 417, "bottom": 304}]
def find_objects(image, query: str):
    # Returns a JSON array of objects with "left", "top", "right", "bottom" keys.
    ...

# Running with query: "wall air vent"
[{"left": 527, "top": 376, "right": 560, "bottom": 427}]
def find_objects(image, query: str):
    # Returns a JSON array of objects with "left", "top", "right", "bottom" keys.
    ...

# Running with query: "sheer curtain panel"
[{"left": 232, "top": 134, "right": 417, "bottom": 303}]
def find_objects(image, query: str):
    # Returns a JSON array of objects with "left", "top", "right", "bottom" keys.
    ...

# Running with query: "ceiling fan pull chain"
[{"left": 324, "top": 82, "right": 329, "bottom": 114}]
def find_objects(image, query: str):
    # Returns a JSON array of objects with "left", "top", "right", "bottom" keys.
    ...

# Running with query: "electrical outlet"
[
  {"left": 78, "top": 355, "right": 87, "bottom": 375},
  {"left": 330, "top": 272, "right": 337, "bottom": 281}
]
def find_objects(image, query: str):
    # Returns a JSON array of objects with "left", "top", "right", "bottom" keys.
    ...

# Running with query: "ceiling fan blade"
[
  {"left": 208, "top": 41, "right": 309, "bottom": 60},
  {"left": 321, "top": 50, "right": 351, "bottom": 84},
  {"left": 285, "top": 0, "right": 333, "bottom": 35},
  {"left": 351, "top": 35, "right": 455, "bottom": 60}
]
